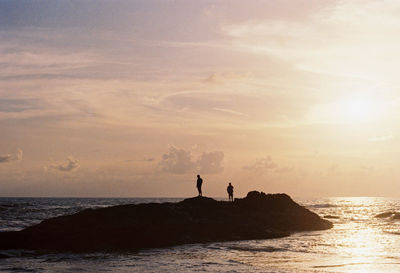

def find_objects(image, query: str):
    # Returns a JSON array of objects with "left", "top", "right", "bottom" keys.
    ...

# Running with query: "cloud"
[
  {"left": 203, "top": 72, "right": 251, "bottom": 84},
  {"left": 159, "top": 146, "right": 224, "bottom": 174},
  {"left": 243, "top": 156, "right": 278, "bottom": 171},
  {"left": 243, "top": 156, "right": 297, "bottom": 176},
  {"left": 0, "top": 99, "right": 41, "bottom": 113},
  {"left": 213, "top": 107, "right": 249, "bottom": 117},
  {"left": 0, "top": 149, "right": 23, "bottom": 163},
  {"left": 125, "top": 157, "right": 154, "bottom": 163},
  {"left": 369, "top": 134, "right": 395, "bottom": 142},
  {"left": 196, "top": 151, "right": 224, "bottom": 174},
  {"left": 159, "top": 146, "right": 195, "bottom": 174},
  {"left": 48, "top": 157, "right": 80, "bottom": 172},
  {"left": 222, "top": 0, "right": 400, "bottom": 80}
]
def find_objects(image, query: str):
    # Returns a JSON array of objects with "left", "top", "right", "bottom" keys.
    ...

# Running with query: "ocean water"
[{"left": 1, "top": 197, "right": 400, "bottom": 272}]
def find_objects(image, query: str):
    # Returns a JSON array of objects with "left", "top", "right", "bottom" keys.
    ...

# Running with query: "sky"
[{"left": 1, "top": 0, "right": 400, "bottom": 197}]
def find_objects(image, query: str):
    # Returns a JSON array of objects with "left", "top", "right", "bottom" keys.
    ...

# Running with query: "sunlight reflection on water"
[
  {"left": 1, "top": 197, "right": 400, "bottom": 272},
  {"left": 303, "top": 197, "right": 400, "bottom": 273}
]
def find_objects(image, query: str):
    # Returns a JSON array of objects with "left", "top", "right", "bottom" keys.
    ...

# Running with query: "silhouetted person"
[
  {"left": 196, "top": 174, "right": 203, "bottom": 196},
  {"left": 227, "top": 182, "right": 234, "bottom": 201}
]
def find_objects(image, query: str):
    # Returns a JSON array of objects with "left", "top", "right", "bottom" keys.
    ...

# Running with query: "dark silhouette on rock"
[
  {"left": 0, "top": 191, "right": 332, "bottom": 252},
  {"left": 227, "top": 182, "right": 234, "bottom": 201},
  {"left": 196, "top": 174, "right": 203, "bottom": 196}
]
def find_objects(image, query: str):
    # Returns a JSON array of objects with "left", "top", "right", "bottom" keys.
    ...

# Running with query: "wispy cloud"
[
  {"left": 242, "top": 156, "right": 295, "bottom": 175},
  {"left": 243, "top": 156, "right": 277, "bottom": 171},
  {"left": 369, "top": 134, "right": 395, "bottom": 142},
  {"left": 203, "top": 72, "right": 251, "bottom": 84},
  {"left": 125, "top": 157, "right": 154, "bottom": 163},
  {"left": 0, "top": 98, "right": 41, "bottom": 113},
  {"left": 213, "top": 107, "right": 249, "bottom": 117},
  {"left": 222, "top": 0, "right": 400, "bottom": 80},
  {"left": 0, "top": 149, "right": 23, "bottom": 163},
  {"left": 48, "top": 157, "right": 80, "bottom": 172}
]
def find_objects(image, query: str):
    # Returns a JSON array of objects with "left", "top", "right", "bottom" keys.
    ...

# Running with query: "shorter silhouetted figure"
[
  {"left": 196, "top": 174, "right": 203, "bottom": 196},
  {"left": 227, "top": 182, "right": 234, "bottom": 201}
]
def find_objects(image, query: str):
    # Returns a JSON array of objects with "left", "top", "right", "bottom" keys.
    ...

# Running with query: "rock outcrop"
[
  {"left": 375, "top": 211, "right": 400, "bottom": 220},
  {"left": 0, "top": 191, "right": 332, "bottom": 252}
]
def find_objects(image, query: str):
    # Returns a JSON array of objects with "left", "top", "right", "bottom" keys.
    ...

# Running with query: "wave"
[
  {"left": 0, "top": 203, "right": 25, "bottom": 208},
  {"left": 384, "top": 231, "right": 400, "bottom": 235},
  {"left": 313, "top": 262, "right": 372, "bottom": 268},
  {"left": 228, "top": 246, "right": 287, "bottom": 252},
  {"left": 0, "top": 249, "right": 36, "bottom": 259},
  {"left": 308, "top": 204, "right": 338, "bottom": 208},
  {"left": 314, "top": 261, "right": 400, "bottom": 268}
]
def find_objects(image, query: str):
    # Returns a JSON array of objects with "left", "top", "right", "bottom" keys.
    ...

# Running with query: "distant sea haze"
[{"left": 1, "top": 197, "right": 400, "bottom": 272}]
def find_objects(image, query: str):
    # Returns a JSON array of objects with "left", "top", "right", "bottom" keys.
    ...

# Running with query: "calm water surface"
[{"left": 1, "top": 197, "right": 400, "bottom": 272}]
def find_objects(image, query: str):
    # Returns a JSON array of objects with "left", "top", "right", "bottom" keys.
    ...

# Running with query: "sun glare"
[
  {"left": 341, "top": 96, "right": 374, "bottom": 122},
  {"left": 309, "top": 93, "right": 386, "bottom": 124}
]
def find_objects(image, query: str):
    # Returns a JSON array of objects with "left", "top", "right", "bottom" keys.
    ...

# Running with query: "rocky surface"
[
  {"left": 0, "top": 191, "right": 332, "bottom": 252},
  {"left": 375, "top": 211, "right": 400, "bottom": 219},
  {"left": 323, "top": 215, "right": 340, "bottom": 219}
]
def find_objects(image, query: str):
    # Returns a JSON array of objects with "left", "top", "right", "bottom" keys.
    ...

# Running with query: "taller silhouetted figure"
[
  {"left": 196, "top": 174, "right": 203, "bottom": 196},
  {"left": 227, "top": 182, "right": 234, "bottom": 201}
]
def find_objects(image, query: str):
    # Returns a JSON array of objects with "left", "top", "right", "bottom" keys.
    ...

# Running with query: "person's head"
[
  {"left": 197, "top": 174, "right": 200, "bottom": 178},
  {"left": 229, "top": 182, "right": 231, "bottom": 185}
]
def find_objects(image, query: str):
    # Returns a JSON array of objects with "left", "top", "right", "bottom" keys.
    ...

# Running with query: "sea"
[{"left": 1, "top": 196, "right": 400, "bottom": 273}]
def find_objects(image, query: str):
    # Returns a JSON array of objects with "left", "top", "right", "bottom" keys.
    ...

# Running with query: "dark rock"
[
  {"left": 324, "top": 215, "right": 340, "bottom": 219},
  {"left": 375, "top": 211, "right": 400, "bottom": 220},
  {"left": 391, "top": 214, "right": 400, "bottom": 220},
  {"left": 375, "top": 212, "right": 396, "bottom": 218},
  {"left": 0, "top": 191, "right": 332, "bottom": 252}
]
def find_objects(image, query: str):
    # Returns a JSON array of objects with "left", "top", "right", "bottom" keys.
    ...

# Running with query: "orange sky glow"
[{"left": 1, "top": 0, "right": 400, "bottom": 197}]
